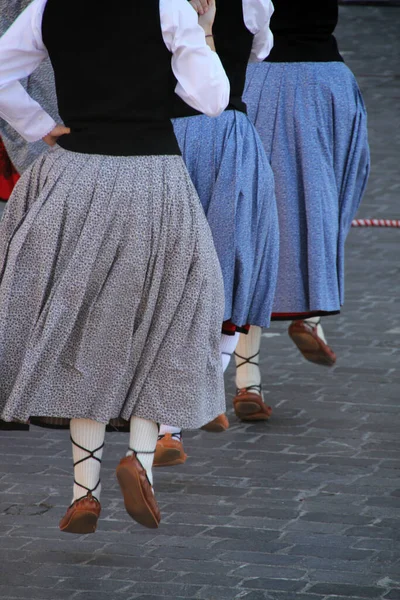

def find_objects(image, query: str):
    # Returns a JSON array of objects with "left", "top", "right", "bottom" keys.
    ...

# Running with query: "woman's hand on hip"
[{"left": 42, "top": 125, "right": 71, "bottom": 147}]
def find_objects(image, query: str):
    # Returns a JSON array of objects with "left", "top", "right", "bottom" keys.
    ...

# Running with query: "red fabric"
[
  {"left": 0, "top": 136, "right": 19, "bottom": 201},
  {"left": 222, "top": 320, "right": 250, "bottom": 336}
]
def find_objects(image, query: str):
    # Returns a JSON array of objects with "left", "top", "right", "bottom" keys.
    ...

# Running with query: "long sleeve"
[
  {"left": 160, "top": 0, "right": 230, "bottom": 117},
  {"left": 0, "top": 0, "right": 56, "bottom": 142},
  {"left": 243, "top": 0, "right": 274, "bottom": 62}
]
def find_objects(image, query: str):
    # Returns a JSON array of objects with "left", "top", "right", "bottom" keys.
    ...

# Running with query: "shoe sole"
[
  {"left": 234, "top": 401, "right": 271, "bottom": 421},
  {"left": 201, "top": 422, "right": 228, "bottom": 433},
  {"left": 116, "top": 463, "right": 160, "bottom": 529},
  {"left": 60, "top": 511, "right": 99, "bottom": 534},
  {"left": 289, "top": 331, "right": 336, "bottom": 367},
  {"left": 154, "top": 447, "right": 187, "bottom": 468}
]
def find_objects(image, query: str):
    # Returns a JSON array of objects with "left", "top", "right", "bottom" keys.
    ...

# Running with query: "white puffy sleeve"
[
  {"left": 160, "top": 0, "right": 230, "bottom": 117},
  {"left": 0, "top": 0, "right": 56, "bottom": 142},
  {"left": 243, "top": 0, "right": 274, "bottom": 62}
]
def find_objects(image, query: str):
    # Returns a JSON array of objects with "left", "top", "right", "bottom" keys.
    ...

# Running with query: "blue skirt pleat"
[
  {"left": 172, "top": 110, "right": 279, "bottom": 327},
  {"left": 244, "top": 62, "right": 370, "bottom": 313}
]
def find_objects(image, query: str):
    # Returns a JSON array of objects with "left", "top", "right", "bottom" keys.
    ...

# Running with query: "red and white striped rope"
[{"left": 351, "top": 219, "right": 400, "bottom": 228}]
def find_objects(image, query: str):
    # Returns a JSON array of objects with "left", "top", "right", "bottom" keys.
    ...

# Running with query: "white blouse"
[
  {"left": 0, "top": 0, "right": 232, "bottom": 143},
  {"left": 244, "top": 0, "right": 274, "bottom": 62}
]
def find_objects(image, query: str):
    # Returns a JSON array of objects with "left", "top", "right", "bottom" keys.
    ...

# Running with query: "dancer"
[
  {"left": 155, "top": 0, "right": 278, "bottom": 467},
  {"left": 0, "top": 1, "right": 58, "bottom": 206},
  {"left": 0, "top": 0, "right": 60, "bottom": 175},
  {"left": 234, "top": 0, "right": 370, "bottom": 418},
  {"left": 0, "top": 0, "right": 229, "bottom": 532},
  {"left": 0, "top": 136, "right": 19, "bottom": 201}
]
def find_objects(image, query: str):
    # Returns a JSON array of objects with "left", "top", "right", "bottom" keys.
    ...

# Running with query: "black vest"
[
  {"left": 266, "top": 0, "right": 343, "bottom": 63},
  {"left": 42, "top": 0, "right": 180, "bottom": 156},
  {"left": 173, "top": 0, "right": 253, "bottom": 118}
]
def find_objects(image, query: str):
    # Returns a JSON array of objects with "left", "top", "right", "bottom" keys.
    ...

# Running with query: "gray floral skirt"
[{"left": 0, "top": 147, "right": 225, "bottom": 430}]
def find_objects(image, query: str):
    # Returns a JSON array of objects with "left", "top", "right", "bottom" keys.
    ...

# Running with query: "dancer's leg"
[
  {"left": 127, "top": 417, "right": 158, "bottom": 486},
  {"left": 233, "top": 326, "right": 272, "bottom": 421},
  {"left": 220, "top": 332, "right": 240, "bottom": 372},
  {"left": 59, "top": 418, "right": 105, "bottom": 534},
  {"left": 70, "top": 418, "right": 105, "bottom": 502},
  {"left": 116, "top": 417, "right": 161, "bottom": 528},
  {"left": 234, "top": 326, "right": 262, "bottom": 395}
]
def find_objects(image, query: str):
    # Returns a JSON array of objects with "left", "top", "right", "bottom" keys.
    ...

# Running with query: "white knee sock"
[
  {"left": 127, "top": 417, "right": 158, "bottom": 486},
  {"left": 70, "top": 419, "right": 106, "bottom": 503},
  {"left": 234, "top": 326, "right": 262, "bottom": 394},
  {"left": 220, "top": 332, "right": 240, "bottom": 372},
  {"left": 302, "top": 317, "right": 328, "bottom": 344}
]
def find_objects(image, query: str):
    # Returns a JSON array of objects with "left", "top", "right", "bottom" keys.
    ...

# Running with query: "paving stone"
[
  {"left": 152, "top": 557, "right": 232, "bottom": 575},
  {"left": 307, "top": 569, "right": 384, "bottom": 586},
  {"left": 242, "top": 578, "right": 308, "bottom": 592},
  {"left": 298, "top": 513, "right": 373, "bottom": 526},
  {"left": 196, "top": 585, "right": 244, "bottom": 598},
  {"left": 219, "top": 551, "right": 302, "bottom": 567},
  {"left": 280, "top": 533, "right": 360, "bottom": 548},
  {"left": 287, "top": 545, "right": 375, "bottom": 560},
  {"left": 113, "top": 582, "right": 203, "bottom": 597},
  {"left": 71, "top": 594, "right": 134, "bottom": 600},
  {"left": 133, "top": 597, "right": 191, "bottom": 600},
  {"left": 384, "top": 591, "right": 400, "bottom": 600},
  {"left": 0, "top": 586, "right": 74, "bottom": 600},
  {"left": 147, "top": 544, "right": 222, "bottom": 561},
  {"left": 232, "top": 564, "right": 307, "bottom": 580},
  {"left": 172, "top": 571, "right": 244, "bottom": 586},
  {"left": 211, "top": 539, "right": 291, "bottom": 553},
  {"left": 308, "top": 583, "right": 385, "bottom": 598},
  {"left": 53, "top": 578, "right": 136, "bottom": 592},
  {"left": 272, "top": 595, "right": 331, "bottom": 600},
  {"left": 299, "top": 556, "right": 389, "bottom": 575}
]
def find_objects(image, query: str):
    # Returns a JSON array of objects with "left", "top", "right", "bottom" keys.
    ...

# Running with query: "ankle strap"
[
  {"left": 237, "top": 384, "right": 262, "bottom": 395},
  {"left": 71, "top": 435, "right": 104, "bottom": 496},
  {"left": 158, "top": 432, "right": 182, "bottom": 441},
  {"left": 306, "top": 318, "right": 321, "bottom": 327},
  {"left": 71, "top": 435, "right": 104, "bottom": 467},
  {"left": 128, "top": 448, "right": 156, "bottom": 455},
  {"left": 128, "top": 448, "right": 155, "bottom": 489},
  {"left": 234, "top": 350, "right": 260, "bottom": 369}
]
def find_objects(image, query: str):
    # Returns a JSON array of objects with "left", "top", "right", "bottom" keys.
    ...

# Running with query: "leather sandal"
[
  {"left": 59, "top": 492, "right": 101, "bottom": 534},
  {"left": 233, "top": 388, "right": 272, "bottom": 421},
  {"left": 116, "top": 451, "right": 161, "bottom": 529},
  {"left": 59, "top": 435, "right": 104, "bottom": 534},
  {"left": 288, "top": 319, "right": 336, "bottom": 366},
  {"left": 154, "top": 433, "right": 187, "bottom": 467},
  {"left": 233, "top": 350, "right": 272, "bottom": 421},
  {"left": 201, "top": 413, "right": 229, "bottom": 432}
]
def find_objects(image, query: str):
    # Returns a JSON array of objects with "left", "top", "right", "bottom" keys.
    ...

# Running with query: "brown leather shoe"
[
  {"left": 154, "top": 433, "right": 187, "bottom": 467},
  {"left": 288, "top": 320, "right": 336, "bottom": 367},
  {"left": 233, "top": 389, "right": 272, "bottom": 421},
  {"left": 59, "top": 493, "right": 101, "bottom": 534},
  {"left": 116, "top": 454, "right": 161, "bottom": 529},
  {"left": 201, "top": 413, "right": 229, "bottom": 432}
]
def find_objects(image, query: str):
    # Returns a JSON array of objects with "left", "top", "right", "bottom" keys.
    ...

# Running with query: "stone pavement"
[{"left": 0, "top": 6, "right": 400, "bottom": 600}]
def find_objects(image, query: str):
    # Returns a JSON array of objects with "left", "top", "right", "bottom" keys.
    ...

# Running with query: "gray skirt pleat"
[{"left": 0, "top": 147, "right": 225, "bottom": 430}]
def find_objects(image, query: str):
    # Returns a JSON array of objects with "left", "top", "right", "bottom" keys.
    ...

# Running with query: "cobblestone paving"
[{"left": 0, "top": 6, "right": 400, "bottom": 600}]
